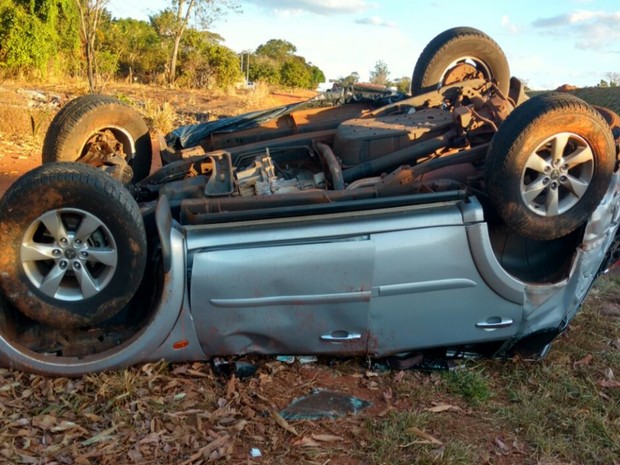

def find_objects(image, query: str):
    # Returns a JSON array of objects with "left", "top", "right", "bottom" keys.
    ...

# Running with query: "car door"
[
  {"left": 368, "top": 223, "right": 523, "bottom": 355},
  {"left": 189, "top": 235, "right": 374, "bottom": 355}
]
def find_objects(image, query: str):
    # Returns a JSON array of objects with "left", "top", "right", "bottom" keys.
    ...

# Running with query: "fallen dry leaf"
[
  {"left": 598, "top": 379, "right": 620, "bottom": 388},
  {"left": 293, "top": 436, "right": 322, "bottom": 447},
  {"left": 573, "top": 354, "right": 593, "bottom": 369},
  {"left": 311, "top": 434, "right": 343, "bottom": 442},
  {"left": 404, "top": 427, "right": 442, "bottom": 445},
  {"left": 81, "top": 425, "right": 118, "bottom": 446},
  {"left": 179, "top": 432, "right": 230, "bottom": 465},
  {"left": 425, "top": 403, "right": 463, "bottom": 413},
  {"left": 494, "top": 437, "right": 510, "bottom": 453},
  {"left": 271, "top": 411, "right": 300, "bottom": 437}
]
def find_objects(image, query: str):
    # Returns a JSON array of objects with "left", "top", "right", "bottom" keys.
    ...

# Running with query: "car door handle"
[
  {"left": 476, "top": 318, "right": 514, "bottom": 330},
  {"left": 320, "top": 331, "right": 362, "bottom": 341}
]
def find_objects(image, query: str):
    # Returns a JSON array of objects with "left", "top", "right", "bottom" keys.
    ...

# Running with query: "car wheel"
[
  {"left": 43, "top": 95, "right": 152, "bottom": 182},
  {"left": 486, "top": 93, "right": 616, "bottom": 240},
  {"left": 594, "top": 105, "right": 620, "bottom": 143},
  {"left": 411, "top": 27, "right": 510, "bottom": 96},
  {"left": 0, "top": 163, "right": 147, "bottom": 328}
]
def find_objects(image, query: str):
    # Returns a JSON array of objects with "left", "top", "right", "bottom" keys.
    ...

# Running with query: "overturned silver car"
[{"left": 0, "top": 27, "right": 619, "bottom": 375}]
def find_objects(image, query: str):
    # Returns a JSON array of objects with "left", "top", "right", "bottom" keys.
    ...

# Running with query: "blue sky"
[{"left": 106, "top": 0, "right": 620, "bottom": 89}]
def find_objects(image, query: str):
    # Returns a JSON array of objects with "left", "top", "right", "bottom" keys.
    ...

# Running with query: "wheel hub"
[
  {"left": 20, "top": 208, "right": 118, "bottom": 302},
  {"left": 64, "top": 249, "right": 77, "bottom": 260},
  {"left": 443, "top": 63, "right": 483, "bottom": 85},
  {"left": 521, "top": 132, "right": 594, "bottom": 217}
]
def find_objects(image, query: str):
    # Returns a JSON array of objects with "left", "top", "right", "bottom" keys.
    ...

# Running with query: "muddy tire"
[
  {"left": 411, "top": 27, "right": 510, "bottom": 96},
  {"left": 0, "top": 163, "right": 147, "bottom": 328},
  {"left": 43, "top": 95, "right": 152, "bottom": 182},
  {"left": 486, "top": 93, "right": 616, "bottom": 240},
  {"left": 594, "top": 106, "right": 620, "bottom": 144}
]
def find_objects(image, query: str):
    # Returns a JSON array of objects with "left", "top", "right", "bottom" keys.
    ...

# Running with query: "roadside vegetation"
[{"left": 0, "top": 0, "right": 324, "bottom": 91}]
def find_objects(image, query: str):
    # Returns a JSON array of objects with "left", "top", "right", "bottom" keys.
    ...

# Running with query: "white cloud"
[
  {"left": 532, "top": 10, "right": 620, "bottom": 50},
  {"left": 355, "top": 16, "right": 396, "bottom": 28},
  {"left": 242, "top": 0, "right": 375, "bottom": 16},
  {"left": 501, "top": 15, "right": 518, "bottom": 34}
]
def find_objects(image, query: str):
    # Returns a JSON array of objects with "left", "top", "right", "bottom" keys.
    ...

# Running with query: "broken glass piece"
[{"left": 280, "top": 389, "right": 371, "bottom": 420}]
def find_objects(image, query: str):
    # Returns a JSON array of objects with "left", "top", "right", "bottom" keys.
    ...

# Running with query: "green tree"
[
  {"left": 161, "top": 0, "right": 239, "bottom": 85},
  {"left": 100, "top": 17, "right": 166, "bottom": 82},
  {"left": 605, "top": 72, "right": 619, "bottom": 87},
  {"left": 176, "top": 28, "right": 240, "bottom": 88},
  {"left": 250, "top": 39, "right": 324, "bottom": 89},
  {"left": 255, "top": 39, "right": 296, "bottom": 60},
  {"left": 0, "top": 0, "right": 80, "bottom": 77},
  {"left": 308, "top": 64, "right": 325, "bottom": 88},
  {"left": 369, "top": 60, "right": 390, "bottom": 86},
  {"left": 332, "top": 72, "right": 359, "bottom": 88},
  {"left": 280, "top": 57, "right": 311, "bottom": 89},
  {"left": 393, "top": 76, "right": 411, "bottom": 94},
  {"left": 248, "top": 55, "right": 280, "bottom": 84}
]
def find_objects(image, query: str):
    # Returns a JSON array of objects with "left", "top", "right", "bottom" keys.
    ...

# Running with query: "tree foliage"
[
  {"left": 604, "top": 72, "right": 619, "bottom": 87},
  {"left": 175, "top": 28, "right": 241, "bottom": 88},
  {"left": 249, "top": 39, "right": 324, "bottom": 89},
  {"left": 161, "top": 0, "right": 239, "bottom": 85},
  {"left": 332, "top": 72, "right": 360, "bottom": 88},
  {"left": 0, "top": 0, "right": 80, "bottom": 77},
  {"left": 248, "top": 55, "right": 280, "bottom": 84},
  {"left": 256, "top": 39, "right": 296, "bottom": 60},
  {"left": 369, "top": 60, "right": 390, "bottom": 86},
  {"left": 393, "top": 76, "right": 411, "bottom": 94},
  {"left": 100, "top": 17, "right": 167, "bottom": 81},
  {"left": 0, "top": 1, "right": 322, "bottom": 91}
]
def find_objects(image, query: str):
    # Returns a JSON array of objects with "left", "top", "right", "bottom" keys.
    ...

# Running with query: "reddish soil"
[{"left": 0, "top": 139, "right": 40, "bottom": 195}]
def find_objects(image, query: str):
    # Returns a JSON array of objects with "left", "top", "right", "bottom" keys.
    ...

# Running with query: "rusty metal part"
[
  {"left": 443, "top": 62, "right": 484, "bottom": 85},
  {"left": 179, "top": 188, "right": 466, "bottom": 225},
  {"left": 481, "top": 94, "right": 514, "bottom": 125},
  {"left": 80, "top": 129, "right": 124, "bottom": 165},
  {"left": 79, "top": 129, "right": 134, "bottom": 183},
  {"left": 201, "top": 103, "right": 371, "bottom": 152},
  {"left": 342, "top": 131, "right": 454, "bottom": 182},
  {"left": 334, "top": 108, "right": 453, "bottom": 165},
  {"left": 204, "top": 152, "right": 234, "bottom": 196},
  {"left": 369, "top": 79, "right": 488, "bottom": 117},
  {"left": 411, "top": 144, "right": 489, "bottom": 178},
  {"left": 451, "top": 93, "right": 514, "bottom": 136},
  {"left": 315, "top": 142, "right": 345, "bottom": 190}
]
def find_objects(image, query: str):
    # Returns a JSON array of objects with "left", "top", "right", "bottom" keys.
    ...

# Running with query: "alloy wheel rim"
[
  {"left": 520, "top": 132, "right": 594, "bottom": 217},
  {"left": 20, "top": 208, "right": 118, "bottom": 301}
]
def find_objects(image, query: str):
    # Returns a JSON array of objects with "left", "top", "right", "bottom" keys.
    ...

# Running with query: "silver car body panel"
[{"left": 161, "top": 173, "right": 618, "bottom": 360}]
